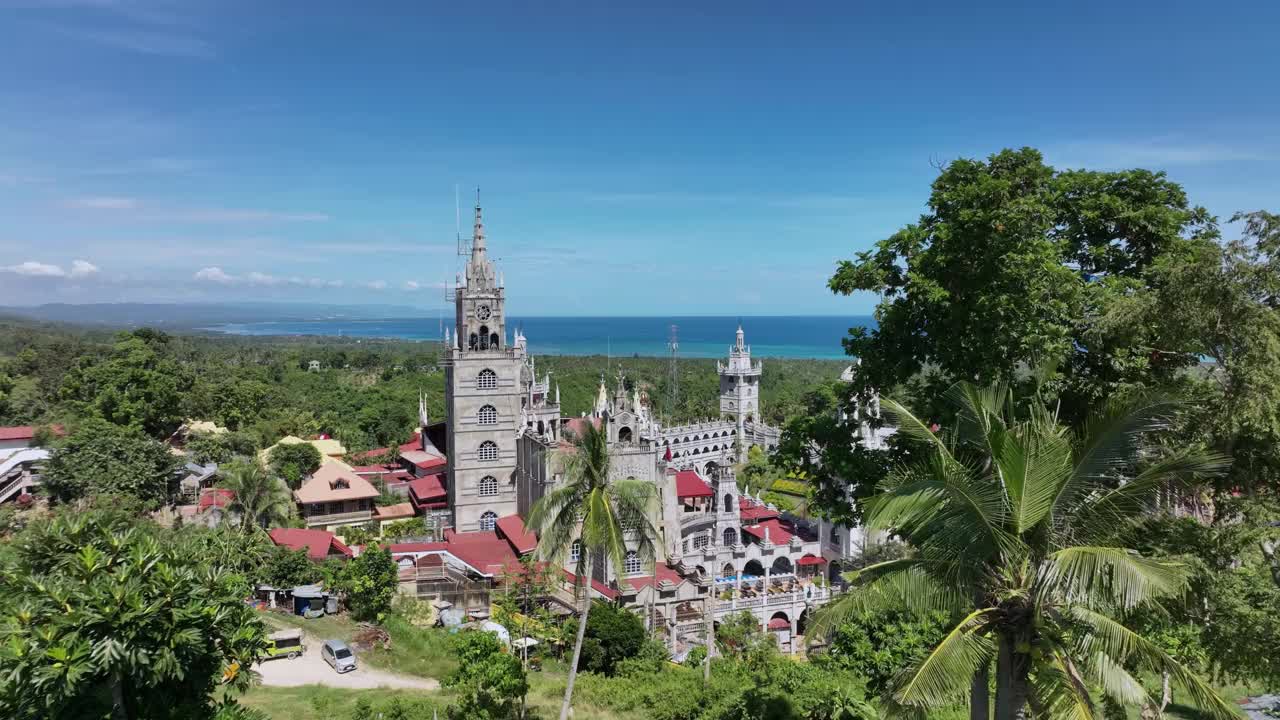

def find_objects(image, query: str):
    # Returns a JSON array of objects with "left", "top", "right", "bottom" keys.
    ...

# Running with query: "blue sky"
[{"left": 1, "top": 0, "right": 1277, "bottom": 316}]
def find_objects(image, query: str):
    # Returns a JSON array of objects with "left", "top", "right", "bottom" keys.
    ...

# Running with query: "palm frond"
[
  {"left": 806, "top": 559, "right": 965, "bottom": 639},
  {"left": 995, "top": 427, "right": 1073, "bottom": 534},
  {"left": 879, "top": 397, "right": 954, "bottom": 463},
  {"left": 1069, "top": 607, "right": 1239, "bottom": 720},
  {"left": 1082, "top": 650, "right": 1150, "bottom": 708},
  {"left": 1040, "top": 546, "right": 1188, "bottom": 611},
  {"left": 1071, "top": 450, "right": 1228, "bottom": 545},
  {"left": 889, "top": 608, "right": 998, "bottom": 710},
  {"left": 1029, "top": 651, "right": 1096, "bottom": 720}
]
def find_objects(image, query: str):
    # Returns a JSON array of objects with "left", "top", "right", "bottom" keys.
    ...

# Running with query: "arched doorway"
[
  {"left": 796, "top": 609, "right": 809, "bottom": 636},
  {"left": 618, "top": 426, "right": 632, "bottom": 443},
  {"left": 743, "top": 559, "right": 765, "bottom": 577},
  {"left": 768, "top": 611, "right": 790, "bottom": 631},
  {"left": 720, "top": 562, "right": 735, "bottom": 578},
  {"left": 771, "top": 556, "right": 793, "bottom": 575}
]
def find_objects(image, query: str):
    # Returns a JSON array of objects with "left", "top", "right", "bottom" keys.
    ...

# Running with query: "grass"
[
  {"left": 260, "top": 609, "right": 456, "bottom": 680},
  {"left": 238, "top": 686, "right": 441, "bottom": 720}
]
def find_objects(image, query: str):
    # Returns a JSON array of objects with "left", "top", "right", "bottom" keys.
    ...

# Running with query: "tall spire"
[
  {"left": 735, "top": 323, "right": 745, "bottom": 351},
  {"left": 471, "top": 188, "right": 486, "bottom": 256}
]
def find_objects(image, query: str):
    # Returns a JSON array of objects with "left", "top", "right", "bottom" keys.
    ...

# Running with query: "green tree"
[
  {"left": 445, "top": 630, "right": 528, "bottom": 720},
  {"left": 262, "top": 545, "right": 322, "bottom": 587},
  {"left": 815, "top": 608, "right": 949, "bottom": 696},
  {"left": 569, "top": 600, "right": 647, "bottom": 676},
  {"left": 42, "top": 418, "right": 181, "bottom": 508},
  {"left": 811, "top": 382, "right": 1235, "bottom": 720},
  {"left": 715, "top": 611, "right": 777, "bottom": 669},
  {"left": 339, "top": 545, "right": 398, "bottom": 622},
  {"left": 527, "top": 420, "right": 659, "bottom": 720},
  {"left": 186, "top": 431, "right": 258, "bottom": 465},
  {"left": 269, "top": 442, "right": 323, "bottom": 489},
  {"left": 830, "top": 148, "right": 1215, "bottom": 423},
  {"left": 220, "top": 461, "right": 292, "bottom": 532},
  {"left": 59, "top": 329, "right": 192, "bottom": 437},
  {"left": 0, "top": 509, "right": 267, "bottom": 720}
]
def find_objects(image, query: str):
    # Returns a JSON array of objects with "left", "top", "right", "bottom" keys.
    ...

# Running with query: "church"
[{"left": 404, "top": 198, "right": 872, "bottom": 655}]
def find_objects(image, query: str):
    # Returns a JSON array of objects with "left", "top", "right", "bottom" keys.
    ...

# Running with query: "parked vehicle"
[
  {"left": 264, "top": 629, "right": 305, "bottom": 660},
  {"left": 321, "top": 639, "right": 357, "bottom": 673}
]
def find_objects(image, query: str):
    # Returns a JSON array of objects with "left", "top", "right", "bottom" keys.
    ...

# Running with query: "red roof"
[
  {"left": 387, "top": 541, "right": 449, "bottom": 554},
  {"left": 741, "top": 518, "right": 793, "bottom": 545},
  {"left": 0, "top": 425, "right": 63, "bottom": 442},
  {"left": 675, "top": 470, "right": 713, "bottom": 498},
  {"left": 739, "top": 497, "right": 780, "bottom": 522},
  {"left": 408, "top": 474, "right": 447, "bottom": 503},
  {"left": 796, "top": 554, "right": 825, "bottom": 566},
  {"left": 441, "top": 530, "right": 523, "bottom": 576},
  {"left": 198, "top": 487, "right": 234, "bottom": 511},
  {"left": 562, "top": 417, "right": 602, "bottom": 439},
  {"left": 767, "top": 617, "right": 791, "bottom": 630},
  {"left": 268, "top": 528, "right": 354, "bottom": 560},
  {"left": 561, "top": 569, "right": 620, "bottom": 600},
  {"left": 626, "top": 562, "right": 686, "bottom": 591},
  {"left": 495, "top": 514, "right": 538, "bottom": 555},
  {"left": 398, "top": 432, "right": 424, "bottom": 453}
]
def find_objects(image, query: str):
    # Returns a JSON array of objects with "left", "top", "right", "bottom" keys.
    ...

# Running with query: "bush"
[
  {"left": 566, "top": 600, "right": 647, "bottom": 676},
  {"left": 338, "top": 547, "right": 398, "bottom": 622},
  {"left": 814, "top": 608, "right": 949, "bottom": 695},
  {"left": 444, "top": 630, "right": 527, "bottom": 720}
]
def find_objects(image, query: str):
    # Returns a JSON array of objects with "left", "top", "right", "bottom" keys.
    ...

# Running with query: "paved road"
[{"left": 254, "top": 638, "right": 439, "bottom": 691}]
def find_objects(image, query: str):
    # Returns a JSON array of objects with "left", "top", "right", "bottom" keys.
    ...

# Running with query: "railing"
[{"left": 302, "top": 510, "right": 373, "bottom": 526}]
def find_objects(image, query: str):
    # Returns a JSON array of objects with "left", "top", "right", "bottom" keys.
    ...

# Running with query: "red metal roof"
[
  {"left": 495, "top": 514, "right": 538, "bottom": 555},
  {"left": 741, "top": 518, "right": 793, "bottom": 545},
  {"left": 739, "top": 497, "right": 780, "bottom": 522},
  {"left": 561, "top": 569, "right": 620, "bottom": 600},
  {"left": 0, "top": 425, "right": 63, "bottom": 441},
  {"left": 408, "top": 474, "right": 446, "bottom": 503},
  {"left": 563, "top": 417, "right": 602, "bottom": 439},
  {"left": 386, "top": 541, "right": 449, "bottom": 554},
  {"left": 268, "top": 528, "right": 353, "bottom": 560},
  {"left": 197, "top": 487, "right": 234, "bottom": 511},
  {"left": 625, "top": 562, "right": 686, "bottom": 591},
  {"left": 675, "top": 470, "right": 713, "bottom": 498},
  {"left": 796, "top": 554, "right": 825, "bottom": 566},
  {"left": 441, "top": 530, "right": 522, "bottom": 576}
]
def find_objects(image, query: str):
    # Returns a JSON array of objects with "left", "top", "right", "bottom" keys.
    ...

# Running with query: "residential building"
[{"left": 294, "top": 463, "right": 378, "bottom": 530}]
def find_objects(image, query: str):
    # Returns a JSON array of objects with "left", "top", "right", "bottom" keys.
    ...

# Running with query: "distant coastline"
[{"left": 201, "top": 315, "right": 873, "bottom": 360}]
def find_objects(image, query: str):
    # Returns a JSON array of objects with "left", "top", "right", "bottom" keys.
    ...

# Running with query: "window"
[
  {"left": 692, "top": 533, "right": 710, "bottom": 550},
  {"left": 623, "top": 550, "right": 641, "bottom": 575},
  {"left": 570, "top": 540, "right": 581, "bottom": 563},
  {"left": 479, "top": 511, "right": 497, "bottom": 531},
  {"left": 478, "top": 475, "right": 498, "bottom": 497},
  {"left": 723, "top": 528, "right": 738, "bottom": 546},
  {"left": 477, "top": 369, "right": 498, "bottom": 389},
  {"left": 478, "top": 404, "right": 498, "bottom": 425},
  {"left": 478, "top": 441, "right": 498, "bottom": 462}
]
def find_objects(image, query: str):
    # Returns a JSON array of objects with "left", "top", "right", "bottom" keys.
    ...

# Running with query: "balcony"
[{"left": 679, "top": 512, "right": 716, "bottom": 532}]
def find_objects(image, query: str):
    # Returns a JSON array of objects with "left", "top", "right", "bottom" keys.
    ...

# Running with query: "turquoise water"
[{"left": 204, "top": 315, "right": 873, "bottom": 359}]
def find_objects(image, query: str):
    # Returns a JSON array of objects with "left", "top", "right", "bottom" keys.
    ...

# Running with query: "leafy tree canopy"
[
  {"left": 268, "top": 441, "right": 323, "bottom": 488},
  {"left": 338, "top": 546, "right": 398, "bottom": 622},
  {"left": 59, "top": 328, "right": 193, "bottom": 438},
  {"left": 41, "top": 417, "right": 181, "bottom": 508}
]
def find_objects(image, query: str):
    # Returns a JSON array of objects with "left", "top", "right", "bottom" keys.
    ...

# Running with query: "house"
[
  {"left": 176, "top": 487, "right": 238, "bottom": 528},
  {"left": 293, "top": 463, "right": 379, "bottom": 530},
  {"left": 373, "top": 502, "right": 416, "bottom": 528},
  {"left": 269, "top": 527, "right": 354, "bottom": 560},
  {"left": 0, "top": 426, "right": 63, "bottom": 504},
  {"left": 0, "top": 425, "right": 63, "bottom": 453}
]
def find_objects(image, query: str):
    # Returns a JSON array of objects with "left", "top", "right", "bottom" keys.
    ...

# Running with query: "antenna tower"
[{"left": 667, "top": 324, "right": 679, "bottom": 416}]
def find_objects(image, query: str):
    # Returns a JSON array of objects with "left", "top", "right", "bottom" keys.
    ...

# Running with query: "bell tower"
[
  {"left": 718, "top": 324, "right": 761, "bottom": 463},
  {"left": 442, "top": 194, "right": 523, "bottom": 532}
]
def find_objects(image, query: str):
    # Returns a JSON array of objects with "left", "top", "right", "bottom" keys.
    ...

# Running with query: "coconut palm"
[
  {"left": 811, "top": 381, "right": 1235, "bottom": 720},
  {"left": 526, "top": 421, "right": 658, "bottom": 720},
  {"left": 220, "top": 461, "right": 292, "bottom": 532}
]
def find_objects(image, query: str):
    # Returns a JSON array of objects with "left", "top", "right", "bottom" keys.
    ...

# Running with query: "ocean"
[{"left": 203, "top": 315, "right": 873, "bottom": 359}]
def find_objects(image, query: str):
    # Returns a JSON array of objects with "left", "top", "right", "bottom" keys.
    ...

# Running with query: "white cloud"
[
  {"left": 2, "top": 261, "right": 66, "bottom": 277},
  {"left": 69, "top": 259, "right": 99, "bottom": 277},
  {"left": 403, "top": 280, "right": 420, "bottom": 290},
  {"left": 67, "top": 196, "right": 329, "bottom": 223},
  {"left": 193, "top": 266, "right": 235, "bottom": 284},
  {"left": 364, "top": 280, "right": 388, "bottom": 291},
  {"left": 244, "top": 271, "right": 282, "bottom": 286}
]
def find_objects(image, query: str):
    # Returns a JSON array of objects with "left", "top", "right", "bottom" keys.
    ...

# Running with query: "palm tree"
[
  {"left": 811, "top": 381, "right": 1236, "bottom": 720},
  {"left": 526, "top": 421, "right": 658, "bottom": 720},
  {"left": 220, "top": 461, "right": 292, "bottom": 532}
]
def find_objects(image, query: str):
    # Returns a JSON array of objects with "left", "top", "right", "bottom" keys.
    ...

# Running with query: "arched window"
[
  {"left": 479, "top": 511, "right": 497, "bottom": 531},
  {"left": 478, "top": 325, "right": 490, "bottom": 350},
  {"left": 570, "top": 540, "right": 581, "bottom": 563},
  {"left": 478, "top": 441, "right": 498, "bottom": 462},
  {"left": 623, "top": 550, "right": 641, "bottom": 575},
  {"left": 692, "top": 533, "right": 710, "bottom": 550},
  {"left": 477, "top": 404, "right": 498, "bottom": 425},
  {"left": 490, "top": 332, "right": 500, "bottom": 349},
  {"left": 478, "top": 475, "right": 498, "bottom": 497},
  {"left": 692, "top": 448, "right": 700, "bottom": 455},
  {"left": 724, "top": 493, "right": 733, "bottom": 510},
  {"left": 476, "top": 368, "right": 498, "bottom": 389},
  {"left": 723, "top": 527, "right": 738, "bottom": 546},
  {"left": 469, "top": 333, "right": 478, "bottom": 350},
  {"left": 618, "top": 426, "right": 632, "bottom": 443}
]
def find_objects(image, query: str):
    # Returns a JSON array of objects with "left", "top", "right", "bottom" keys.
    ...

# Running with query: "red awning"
[
  {"left": 767, "top": 617, "right": 790, "bottom": 630},
  {"left": 796, "top": 554, "right": 825, "bottom": 566},
  {"left": 675, "top": 470, "right": 713, "bottom": 498}
]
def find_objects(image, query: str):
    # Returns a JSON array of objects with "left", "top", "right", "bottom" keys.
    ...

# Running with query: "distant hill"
[{"left": 0, "top": 302, "right": 427, "bottom": 329}]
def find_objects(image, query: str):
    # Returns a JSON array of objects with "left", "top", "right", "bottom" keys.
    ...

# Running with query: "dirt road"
[{"left": 254, "top": 637, "right": 439, "bottom": 691}]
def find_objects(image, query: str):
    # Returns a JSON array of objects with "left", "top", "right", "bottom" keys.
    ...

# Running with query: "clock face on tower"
[{"left": 476, "top": 304, "right": 492, "bottom": 321}]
